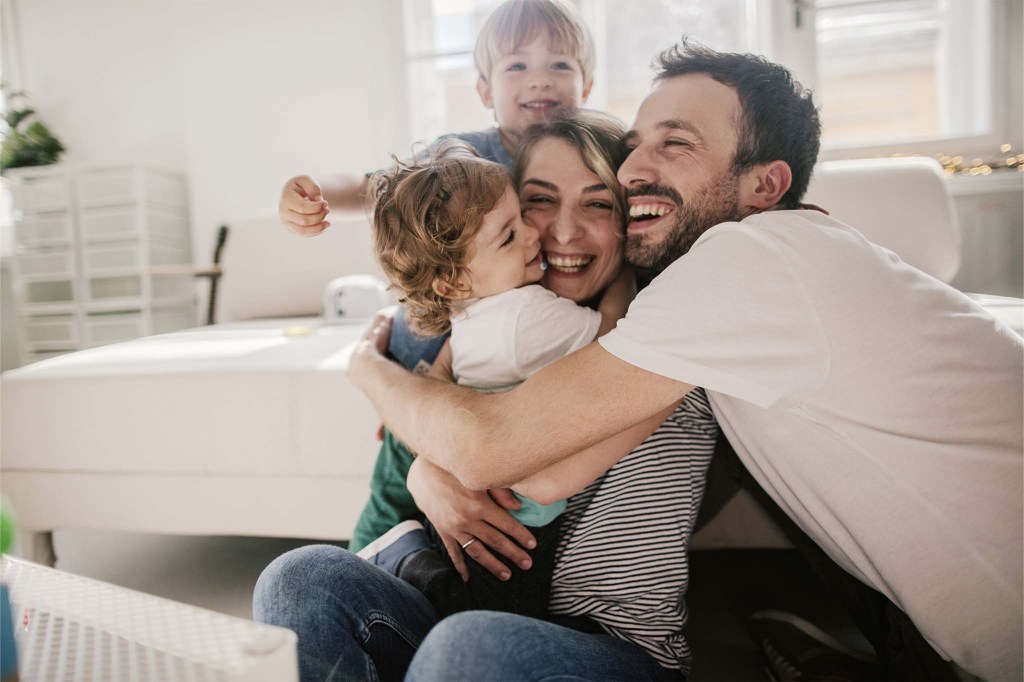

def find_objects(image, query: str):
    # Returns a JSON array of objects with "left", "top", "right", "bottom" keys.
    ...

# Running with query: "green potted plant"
[{"left": 1, "top": 84, "right": 65, "bottom": 173}]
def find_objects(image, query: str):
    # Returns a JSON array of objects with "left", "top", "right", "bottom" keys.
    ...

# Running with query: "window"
[
  {"left": 401, "top": 0, "right": 757, "bottom": 143},
  {"left": 808, "top": 0, "right": 994, "bottom": 151},
  {"left": 401, "top": 0, "right": 1007, "bottom": 155}
]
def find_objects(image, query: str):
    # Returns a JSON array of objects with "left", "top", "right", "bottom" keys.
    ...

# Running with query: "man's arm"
[
  {"left": 510, "top": 402, "right": 678, "bottom": 505},
  {"left": 348, "top": 316, "right": 694, "bottom": 490}
]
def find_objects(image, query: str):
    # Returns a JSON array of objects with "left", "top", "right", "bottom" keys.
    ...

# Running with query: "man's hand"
[
  {"left": 280, "top": 175, "right": 330, "bottom": 236},
  {"left": 407, "top": 457, "right": 537, "bottom": 582}
]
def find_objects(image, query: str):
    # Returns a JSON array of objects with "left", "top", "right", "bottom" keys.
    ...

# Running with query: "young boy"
[
  {"left": 278, "top": 0, "right": 594, "bottom": 236},
  {"left": 276, "top": 0, "right": 599, "bottom": 552}
]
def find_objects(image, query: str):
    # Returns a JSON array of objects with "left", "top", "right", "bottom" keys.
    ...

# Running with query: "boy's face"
[
  {"left": 477, "top": 34, "right": 592, "bottom": 136},
  {"left": 459, "top": 186, "right": 544, "bottom": 299}
]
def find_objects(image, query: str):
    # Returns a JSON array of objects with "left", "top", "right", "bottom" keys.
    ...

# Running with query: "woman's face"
[{"left": 518, "top": 137, "right": 624, "bottom": 304}]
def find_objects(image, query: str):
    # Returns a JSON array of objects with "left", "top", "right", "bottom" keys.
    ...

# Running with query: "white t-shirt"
[
  {"left": 600, "top": 210, "right": 1023, "bottom": 681},
  {"left": 451, "top": 284, "right": 601, "bottom": 390}
]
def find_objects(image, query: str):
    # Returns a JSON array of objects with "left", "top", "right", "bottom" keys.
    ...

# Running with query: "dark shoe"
[
  {"left": 748, "top": 610, "right": 883, "bottom": 681},
  {"left": 356, "top": 520, "right": 431, "bottom": 575},
  {"left": 399, "top": 548, "right": 473, "bottom": 617}
]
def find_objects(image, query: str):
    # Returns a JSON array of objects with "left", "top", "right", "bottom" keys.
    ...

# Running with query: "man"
[{"left": 349, "top": 41, "right": 1023, "bottom": 681}]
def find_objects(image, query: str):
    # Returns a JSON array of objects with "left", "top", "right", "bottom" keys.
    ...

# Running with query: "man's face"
[{"left": 617, "top": 74, "right": 745, "bottom": 273}]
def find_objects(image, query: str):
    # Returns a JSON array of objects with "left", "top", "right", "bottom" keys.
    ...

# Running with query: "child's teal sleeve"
[{"left": 510, "top": 493, "right": 566, "bottom": 527}]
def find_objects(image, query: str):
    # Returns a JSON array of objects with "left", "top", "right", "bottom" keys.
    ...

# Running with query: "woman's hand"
[{"left": 407, "top": 457, "right": 537, "bottom": 582}]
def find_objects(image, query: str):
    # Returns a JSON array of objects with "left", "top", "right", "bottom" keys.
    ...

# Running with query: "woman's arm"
[
  {"left": 511, "top": 402, "right": 677, "bottom": 504},
  {"left": 596, "top": 269, "right": 637, "bottom": 336}
]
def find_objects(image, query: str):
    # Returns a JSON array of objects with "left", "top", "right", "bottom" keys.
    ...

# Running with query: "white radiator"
[{"left": 0, "top": 556, "right": 298, "bottom": 681}]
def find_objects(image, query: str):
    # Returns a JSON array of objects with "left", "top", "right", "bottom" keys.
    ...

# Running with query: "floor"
[{"left": 39, "top": 529, "right": 871, "bottom": 681}]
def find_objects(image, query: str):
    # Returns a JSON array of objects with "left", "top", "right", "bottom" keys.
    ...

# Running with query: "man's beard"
[{"left": 625, "top": 169, "right": 742, "bottom": 274}]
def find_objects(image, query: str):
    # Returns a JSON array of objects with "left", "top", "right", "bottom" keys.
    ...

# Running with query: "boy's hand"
[
  {"left": 407, "top": 457, "right": 535, "bottom": 582},
  {"left": 280, "top": 175, "right": 330, "bottom": 236}
]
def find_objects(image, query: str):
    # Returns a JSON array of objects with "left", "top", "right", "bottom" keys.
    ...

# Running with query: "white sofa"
[{"left": 2, "top": 159, "right": 1021, "bottom": 564}]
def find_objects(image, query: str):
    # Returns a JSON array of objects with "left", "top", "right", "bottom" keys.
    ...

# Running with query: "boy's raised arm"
[{"left": 279, "top": 172, "right": 371, "bottom": 236}]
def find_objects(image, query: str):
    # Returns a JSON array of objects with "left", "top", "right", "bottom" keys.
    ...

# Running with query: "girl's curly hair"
[{"left": 370, "top": 140, "right": 511, "bottom": 336}]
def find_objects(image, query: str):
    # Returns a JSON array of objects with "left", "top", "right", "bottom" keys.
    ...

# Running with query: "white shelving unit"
[{"left": 7, "top": 163, "right": 197, "bottom": 366}]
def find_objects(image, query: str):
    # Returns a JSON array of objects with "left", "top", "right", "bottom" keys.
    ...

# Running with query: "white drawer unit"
[
  {"left": 7, "top": 166, "right": 71, "bottom": 212},
  {"left": 79, "top": 204, "right": 189, "bottom": 243},
  {"left": 8, "top": 162, "right": 197, "bottom": 367},
  {"left": 14, "top": 211, "right": 74, "bottom": 246},
  {"left": 83, "top": 306, "right": 196, "bottom": 348},
  {"left": 82, "top": 239, "right": 193, "bottom": 274},
  {"left": 85, "top": 272, "right": 194, "bottom": 304},
  {"left": 20, "top": 278, "right": 77, "bottom": 306},
  {"left": 21, "top": 313, "right": 79, "bottom": 351},
  {"left": 15, "top": 248, "right": 76, "bottom": 279},
  {"left": 76, "top": 163, "right": 188, "bottom": 210}
]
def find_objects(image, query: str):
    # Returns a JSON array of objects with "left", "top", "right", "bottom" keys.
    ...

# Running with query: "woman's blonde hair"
[
  {"left": 474, "top": 0, "right": 595, "bottom": 86},
  {"left": 370, "top": 141, "right": 511, "bottom": 336},
  {"left": 513, "top": 108, "right": 629, "bottom": 222}
]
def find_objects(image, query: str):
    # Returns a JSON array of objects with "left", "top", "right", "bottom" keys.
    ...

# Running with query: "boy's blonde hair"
[
  {"left": 370, "top": 141, "right": 511, "bottom": 336},
  {"left": 474, "top": 0, "right": 595, "bottom": 86}
]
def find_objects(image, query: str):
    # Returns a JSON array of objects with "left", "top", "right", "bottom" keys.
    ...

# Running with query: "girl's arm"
[{"left": 510, "top": 402, "right": 678, "bottom": 505}]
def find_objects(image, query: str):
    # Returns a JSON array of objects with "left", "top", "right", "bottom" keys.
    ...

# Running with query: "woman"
[{"left": 254, "top": 110, "right": 717, "bottom": 681}]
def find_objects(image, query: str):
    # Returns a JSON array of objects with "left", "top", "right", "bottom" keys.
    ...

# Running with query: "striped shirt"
[{"left": 548, "top": 388, "right": 718, "bottom": 674}]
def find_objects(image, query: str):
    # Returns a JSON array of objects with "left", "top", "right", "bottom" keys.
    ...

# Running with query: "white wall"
[{"left": 8, "top": 0, "right": 411, "bottom": 261}]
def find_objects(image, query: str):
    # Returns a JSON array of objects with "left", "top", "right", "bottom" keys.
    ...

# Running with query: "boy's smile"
[{"left": 477, "top": 34, "right": 592, "bottom": 140}]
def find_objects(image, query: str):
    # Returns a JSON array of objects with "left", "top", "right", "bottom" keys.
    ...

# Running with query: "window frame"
[
  {"left": 400, "top": 0, "right": 1020, "bottom": 159},
  {"left": 763, "top": 0, "right": 1020, "bottom": 161}
]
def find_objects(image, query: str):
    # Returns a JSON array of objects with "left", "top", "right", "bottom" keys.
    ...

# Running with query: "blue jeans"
[{"left": 253, "top": 546, "right": 680, "bottom": 682}]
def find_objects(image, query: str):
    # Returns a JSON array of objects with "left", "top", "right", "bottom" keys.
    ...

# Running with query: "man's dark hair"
[{"left": 654, "top": 39, "right": 821, "bottom": 209}]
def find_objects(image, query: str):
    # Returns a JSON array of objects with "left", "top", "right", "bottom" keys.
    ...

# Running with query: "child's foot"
[{"left": 356, "top": 519, "right": 431, "bottom": 576}]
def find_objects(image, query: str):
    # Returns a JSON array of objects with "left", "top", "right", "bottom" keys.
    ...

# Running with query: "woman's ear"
[
  {"left": 738, "top": 160, "right": 793, "bottom": 212},
  {"left": 476, "top": 77, "right": 494, "bottom": 110}
]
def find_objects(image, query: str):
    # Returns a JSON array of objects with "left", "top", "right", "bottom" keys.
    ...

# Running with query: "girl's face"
[
  {"left": 459, "top": 185, "right": 544, "bottom": 299},
  {"left": 519, "top": 137, "right": 624, "bottom": 305}
]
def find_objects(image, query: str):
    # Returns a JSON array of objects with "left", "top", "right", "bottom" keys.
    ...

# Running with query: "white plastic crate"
[
  {"left": 83, "top": 239, "right": 192, "bottom": 273},
  {"left": 85, "top": 273, "right": 194, "bottom": 303},
  {"left": 21, "top": 314, "right": 79, "bottom": 350},
  {"left": 14, "top": 212, "right": 74, "bottom": 246},
  {"left": 20, "top": 279, "right": 76, "bottom": 306},
  {"left": 21, "top": 350, "right": 75, "bottom": 365},
  {"left": 77, "top": 165, "right": 188, "bottom": 210},
  {"left": 87, "top": 275, "right": 141, "bottom": 301},
  {"left": 83, "top": 306, "right": 195, "bottom": 346},
  {"left": 15, "top": 248, "right": 76, "bottom": 279},
  {"left": 1, "top": 556, "right": 299, "bottom": 682},
  {"left": 79, "top": 205, "right": 189, "bottom": 244},
  {"left": 83, "top": 311, "right": 145, "bottom": 345},
  {"left": 9, "top": 171, "right": 71, "bottom": 212}
]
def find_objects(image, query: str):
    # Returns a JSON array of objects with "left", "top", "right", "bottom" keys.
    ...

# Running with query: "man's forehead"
[{"left": 630, "top": 73, "right": 740, "bottom": 137}]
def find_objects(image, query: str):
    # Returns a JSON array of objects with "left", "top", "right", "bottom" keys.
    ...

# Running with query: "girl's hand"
[{"left": 407, "top": 457, "right": 536, "bottom": 582}]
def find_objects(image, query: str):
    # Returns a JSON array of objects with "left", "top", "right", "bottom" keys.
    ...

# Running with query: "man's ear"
[
  {"left": 432, "top": 277, "right": 470, "bottom": 300},
  {"left": 738, "top": 160, "right": 792, "bottom": 212},
  {"left": 581, "top": 79, "right": 593, "bottom": 104},
  {"left": 476, "top": 77, "right": 494, "bottom": 110}
]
